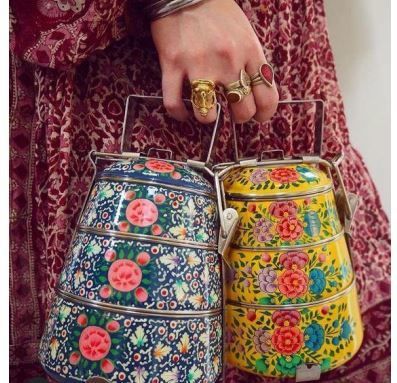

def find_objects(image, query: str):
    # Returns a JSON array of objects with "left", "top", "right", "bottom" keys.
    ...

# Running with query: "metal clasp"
[{"left": 296, "top": 363, "right": 321, "bottom": 382}]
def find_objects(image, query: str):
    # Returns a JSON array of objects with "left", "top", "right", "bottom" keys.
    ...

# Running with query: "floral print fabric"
[{"left": 9, "top": 0, "right": 390, "bottom": 382}]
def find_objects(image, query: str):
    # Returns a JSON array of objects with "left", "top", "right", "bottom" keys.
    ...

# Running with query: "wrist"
[{"left": 141, "top": 0, "right": 207, "bottom": 21}]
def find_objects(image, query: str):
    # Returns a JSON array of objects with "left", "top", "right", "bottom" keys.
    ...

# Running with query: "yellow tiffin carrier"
[{"left": 215, "top": 156, "right": 363, "bottom": 382}]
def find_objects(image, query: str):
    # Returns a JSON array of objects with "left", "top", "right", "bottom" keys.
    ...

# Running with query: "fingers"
[
  {"left": 225, "top": 83, "right": 257, "bottom": 124},
  {"left": 162, "top": 68, "right": 189, "bottom": 121},
  {"left": 246, "top": 57, "right": 279, "bottom": 123}
]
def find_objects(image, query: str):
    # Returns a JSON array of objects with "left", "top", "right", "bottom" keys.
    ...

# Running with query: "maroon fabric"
[{"left": 9, "top": 0, "right": 390, "bottom": 382}]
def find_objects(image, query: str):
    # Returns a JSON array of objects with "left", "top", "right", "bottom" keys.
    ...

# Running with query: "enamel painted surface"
[
  {"left": 80, "top": 179, "right": 218, "bottom": 245},
  {"left": 228, "top": 191, "right": 341, "bottom": 248},
  {"left": 227, "top": 235, "right": 353, "bottom": 305},
  {"left": 223, "top": 164, "right": 332, "bottom": 197},
  {"left": 39, "top": 295, "right": 222, "bottom": 383},
  {"left": 223, "top": 161, "right": 363, "bottom": 378},
  {"left": 39, "top": 158, "right": 222, "bottom": 383},
  {"left": 99, "top": 158, "right": 214, "bottom": 194},
  {"left": 225, "top": 283, "right": 363, "bottom": 378},
  {"left": 59, "top": 231, "right": 221, "bottom": 311}
]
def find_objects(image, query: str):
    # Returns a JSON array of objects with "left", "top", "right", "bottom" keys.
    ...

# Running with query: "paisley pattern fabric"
[{"left": 9, "top": 0, "right": 390, "bottom": 382}]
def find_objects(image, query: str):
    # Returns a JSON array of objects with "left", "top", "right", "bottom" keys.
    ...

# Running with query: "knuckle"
[
  {"left": 163, "top": 99, "right": 182, "bottom": 114},
  {"left": 234, "top": 103, "right": 256, "bottom": 123}
]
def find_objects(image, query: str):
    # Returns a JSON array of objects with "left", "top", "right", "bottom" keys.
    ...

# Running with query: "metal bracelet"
[{"left": 142, "top": 0, "right": 206, "bottom": 20}]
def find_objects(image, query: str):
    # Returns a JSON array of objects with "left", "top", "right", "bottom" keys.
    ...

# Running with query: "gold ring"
[
  {"left": 225, "top": 69, "right": 252, "bottom": 104},
  {"left": 250, "top": 63, "right": 274, "bottom": 87},
  {"left": 190, "top": 79, "right": 216, "bottom": 117}
]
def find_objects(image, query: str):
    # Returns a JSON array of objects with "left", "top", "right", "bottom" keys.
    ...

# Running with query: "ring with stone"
[
  {"left": 250, "top": 63, "right": 274, "bottom": 87},
  {"left": 225, "top": 69, "right": 252, "bottom": 104}
]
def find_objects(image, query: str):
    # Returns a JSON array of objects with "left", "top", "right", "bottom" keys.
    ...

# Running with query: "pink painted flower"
[
  {"left": 108, "top": 259, "right": 142, "bottom": 292},
  {"left": 126, "top": 199, "right": 158, "bottom": 227},
  {"left": 272, "top": 310, "right": 301, "bottom": 327},
  {"left": 100, "top": 358, "right": 115, "bottom": 373},
  {"left": 154, "top": 193, "right": 166, "bottom": 204},
  {"left": 269, "top": 168, "right": 299, "bottom": 184},
  {"left": 136, "top": 252, "right": 150, "bottom": 266},
  {"left": 278, "top": 269, "right": 308, "bottom": 298},
  {"left": 104, "top": 249, "right": 117, "bottom": 262},
  {"left": 79, "top": 326, "right": 111, "bottom": 361},
  {"left": 135, "top": 287, "right": 149, "bottom": 302},
  {"left": 69, "top": 351, "right": 81, "bottom": 365},
  {"left": 276, "top": 217, "right": 304, "bottom": 241},
  {"left": 269, "top": 201, "right": 298, "bottom": 218},
  {"left": 77, "top": 314, "right": 88, "bottom": 327},
  {"left": 106, "top": 320, "right": 120, "bottom": 333},
  {"left": 99, "top": 285, "right": 112, "bottom": 299},
  {"left": 253, "top": 218, "right": 274, "bottom": 242},
  {"left": 272, "top": 327, "right": 303, "bottom": 355},
  {"left": 279, "top": 251, "right": 309, "bottom": 270},
  {"left": 145, "top": 159, "right": 175, "bottom": 173}
]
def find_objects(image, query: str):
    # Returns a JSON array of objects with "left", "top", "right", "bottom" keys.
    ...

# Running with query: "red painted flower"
[
  {"left": 278, "top": 269, "right": 308, "bottom": 298},
  {"left": 271, "top": 327, "right": 304, "bottom": 355},
  {"left": 279, "top": 251, "right": 309, "bottom": 270},
  {"left": 276, "top": 217, "right": 304, "bottom": 241},
  {"left": 126, "top": 199, "right": 158, "bottom": 227},
  {"left": 269, "top": 201, "right": 298, "bottom": 218},
  {"left": 272, "top": 310, "right": 301, "bottom": 327},
  {"left": 269, "top": 168, "right": 299, "bottom": 183},
  {"left": 145, "top": 159, "right": 175, "bottom": 173},
  {"left": 108, "top": 259, "right": 142, "bottom": 292},
  {"left": 79, "top": 326, "right": 111, "bottom": 361}
]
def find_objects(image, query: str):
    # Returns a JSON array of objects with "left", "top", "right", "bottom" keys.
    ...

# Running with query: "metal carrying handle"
[
  {"left": 120, "top": 94, "right": 222, "bottom": 168},
  {"left": 232, "top": 99, "right": 325, "bottom": 161}
]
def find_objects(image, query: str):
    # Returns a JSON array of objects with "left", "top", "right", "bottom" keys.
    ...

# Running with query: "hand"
[{"left": 151, "top": 0, "right": 279, "bottom": 124}]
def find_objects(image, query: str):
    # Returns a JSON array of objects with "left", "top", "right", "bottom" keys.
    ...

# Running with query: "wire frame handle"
[
  {"left": 232, "top": 99, "right": 325, "bottom": 161},
  {"left": 120, "top": 94, "right": 221, "bottom": 167}
]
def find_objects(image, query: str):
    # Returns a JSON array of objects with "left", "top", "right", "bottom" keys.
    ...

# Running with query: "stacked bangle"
[{"left": 141, "top": 0, "right": 206, "bottom": 20}]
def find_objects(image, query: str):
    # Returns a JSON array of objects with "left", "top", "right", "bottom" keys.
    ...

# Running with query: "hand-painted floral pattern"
[
  {"left": 81, "top": 180, "right": 218, "bottom": 244},
  {"left": 9, "top": 0, "right": 390, "bottom": 381},
  {"left": 39, "top": 295, "right": 222, "bottom": 382},
  {"left": 100, "top": 158, "right": 214, "bottom": 194},
  {"left": 228, "top": 236, "right": 354, "bottom": 305},
  {"left": 226, "top": 284, "right": 363, "bottom": 378},
  {"left": 58, "top": 231, "right": 221, "bottom": 310},
  {"left": 229, "top": 192, "right": 341, "bottom": 248},
  {"left": 223, "top": 165, "right": 329, "bottom": 195}
]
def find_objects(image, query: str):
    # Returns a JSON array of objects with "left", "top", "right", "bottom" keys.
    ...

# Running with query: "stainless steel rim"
[
  {"left": 78, "top": 225, "right": 218, "bottom": 250},
  {"left": 230, "top": 230, "right": 345, "bottom": 251},
  {"left": 225, "top": 184, "right": 333, "bottom": 201},
  {"left": 226, "top": 278, "right": 356, "bottom": 310},
  {"left": 57, "top": 289, "right": 222, "bottom": 318},
  {"left": 96, "top": 175, "right": 216, "bottom": 199}
]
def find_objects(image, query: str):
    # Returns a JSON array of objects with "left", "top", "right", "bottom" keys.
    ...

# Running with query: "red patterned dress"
[{"left": 9, "top": 0, "right": 390, "bottom": 382}]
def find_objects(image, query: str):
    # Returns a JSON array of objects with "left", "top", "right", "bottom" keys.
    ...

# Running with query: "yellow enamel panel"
[
  {"left": 225, "top": 283, "right": 363, "bottom": 378},
  {"left": 223, "top": 164, "right": 332, "bottom": 197},
  {"left": 228, "top": 191, "right": 342, "bottom": 248},
  {"left": 227, "top": 235, "right": 354, "bottom": 305}
]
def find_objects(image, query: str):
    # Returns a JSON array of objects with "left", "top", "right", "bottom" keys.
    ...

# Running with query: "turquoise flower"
[
  {"left": 309, "top": 268, "right": 326, "bottom": 294},
  {"left": 341, "top": 320, "right": 352, "bottom": 339},
  {"left": 304, "top": 323, "right": 324, "bottom": 351}
]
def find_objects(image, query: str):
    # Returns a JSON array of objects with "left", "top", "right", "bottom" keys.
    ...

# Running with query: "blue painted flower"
[
  {"left": 296, "top": 166, "right": 320, "bottom": 183},
  {"left": 341, "top": 320, "right": 352, "bottom": 339},
  {"left": 304, "top": 323, "right": 324, "bottom": 351},
  {"left": 341, "top": 264, "right": 350, "bottom": 279},
  {"left": 309, "top": 268, "right": 326, "bottom": 294},
  {"left": 303, "top": 211, "right": 321, "bottom": 237}
]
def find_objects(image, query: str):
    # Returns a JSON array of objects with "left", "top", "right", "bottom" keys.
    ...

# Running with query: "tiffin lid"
[
  {"left": 223, "top": 163, "right": 332, "bottom": 199},
  {"left": 98, "top": 157, "right": 215, "bottom": 196}
]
